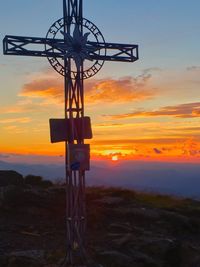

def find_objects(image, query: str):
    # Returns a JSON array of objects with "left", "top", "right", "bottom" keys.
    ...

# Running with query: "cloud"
[
  {"left": 186, "top": 66, "right": 200, "bottom": 71},
  {"left": 85, "top": 75, "right": 154, "bottom": 104},
  {"left": 0, "top": 117, "right": 31, "bottom": 124},
  {"left": 1, "top": 69, "right": 156, "bottom": 119},
  {"left": 153, "top": 148, "right": 162, "bottom": 154},
  {"left": 0, "top": 153, "right": 11, "bottom": 159},
  {"left": 91, "top": 138, "right": 188, "bottom": 145},
  {"left": 19, "top": 71, "right": 154, "bottom": 105},
  {"left": 20, "top": 78, "right": 64, "bottom": 103},
  {"left": 1, "top": 105, "right": 34, "bottom": 114},
  {"left": 91, "top": 137, "right": 200, "bottom": 161},
  {"left": 142, "top": 68, "right": 162, "bottom": 75},
  {"left": 104, "top": 102, "right": 200, "bottom": 120},
  {"left": 180, "top": 127, "right": 200, "bottom": 131}
]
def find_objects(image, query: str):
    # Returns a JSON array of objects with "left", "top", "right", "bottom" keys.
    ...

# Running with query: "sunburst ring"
[{"left": 45, "top": 17, "right": 106, "bottom": 79}]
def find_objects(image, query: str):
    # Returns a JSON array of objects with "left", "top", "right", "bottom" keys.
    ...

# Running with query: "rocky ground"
[{"left": 1, "top": 171, "right": 200, "bottom": 266}]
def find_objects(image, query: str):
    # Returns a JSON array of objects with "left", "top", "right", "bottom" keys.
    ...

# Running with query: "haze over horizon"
[{"left": 1, "top": 158, "right": 200, "bottom": 198}]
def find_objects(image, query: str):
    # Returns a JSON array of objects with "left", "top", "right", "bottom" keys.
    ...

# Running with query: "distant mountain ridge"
[{"left": 1, "top": 160, "right": 200, "bottom": 198}]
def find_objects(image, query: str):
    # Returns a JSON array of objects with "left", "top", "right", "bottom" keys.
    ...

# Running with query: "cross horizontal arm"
[
  {"left": 3, "top": 35, "right": 63, "bottom": 58},
  {"left": 88, "top": 41, "right": 139, "bottom": 63},
  {"left": 3, "top": 35, "right": 139, "bottom": 63}
]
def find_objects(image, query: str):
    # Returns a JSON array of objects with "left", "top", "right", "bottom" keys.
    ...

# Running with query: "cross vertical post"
[
  {"left": 3, "top": 0, "right": 139, "bottom": 266},
  {"left": 63, "top": 0, "right": 87, "bottom": 265}
]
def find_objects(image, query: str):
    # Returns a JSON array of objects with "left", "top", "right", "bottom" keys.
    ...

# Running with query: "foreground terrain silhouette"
[{"left": 1, "top": 170, "right": 200, "bottom": 267}]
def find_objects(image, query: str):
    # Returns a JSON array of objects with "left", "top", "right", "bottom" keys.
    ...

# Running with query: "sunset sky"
[{"left": 1, "top": 0, "right": 200, "bottom": 164}]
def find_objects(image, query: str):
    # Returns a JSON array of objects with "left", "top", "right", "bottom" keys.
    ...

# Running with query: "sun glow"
[{"left": 112, "top": 155, "right": 119, "bottom": 161}]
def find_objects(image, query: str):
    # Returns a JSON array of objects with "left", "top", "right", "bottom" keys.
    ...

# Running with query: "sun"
[{"left": 112, "top": 155, "right": 118, "bottom": 161}]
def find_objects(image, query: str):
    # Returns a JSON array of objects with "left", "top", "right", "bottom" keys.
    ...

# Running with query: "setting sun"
[{"left": 112, "top": 155, "right": 119, "bottom": 161}]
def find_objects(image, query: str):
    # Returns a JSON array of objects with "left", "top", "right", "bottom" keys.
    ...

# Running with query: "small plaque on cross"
[{"left": 67, "top": 144, "right": 90, "bottom": 171}]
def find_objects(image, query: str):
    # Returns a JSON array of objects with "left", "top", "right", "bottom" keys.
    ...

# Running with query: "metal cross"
[{"left": 3, "top": 0, "right": 139, "bottom": 266}]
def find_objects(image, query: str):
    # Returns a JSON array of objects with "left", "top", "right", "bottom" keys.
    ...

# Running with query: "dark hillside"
[{"left": 1, "top": 171, "right": 200, "bottom": 266}]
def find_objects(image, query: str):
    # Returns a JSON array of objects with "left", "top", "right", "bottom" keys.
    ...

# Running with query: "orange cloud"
[
  {"left": 20, "top": 78, "right": 63, "bottom": 103},
  {"left": 19, "top": 73, "right": 154, "bottom": 105},
  {"left": 104, "top": 102, "right": 200, "bottom": 119},
  {"left": 0, "top": 104, "right": 34, "bottom": 114},
  {"left": 91, "top": 138, "right": 189, "bottom": 146},
  {"left": 90, "top": 137, "right": 200, "bottom": 162},
  {"left": 0, "top": 117, "right": 31, "bottom": 124},
  {"left": 85, "top": 75, "right": 154, "bottom": 104}
]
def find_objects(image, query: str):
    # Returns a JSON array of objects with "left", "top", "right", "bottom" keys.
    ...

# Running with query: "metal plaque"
[
  {"left": 49, "top": 117, "right": 93, "bottom": 143},
  {"left": 67, "top": 144, "right": 90, "bottom": 171}
]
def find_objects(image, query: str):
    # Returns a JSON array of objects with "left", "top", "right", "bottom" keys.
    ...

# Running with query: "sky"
[{"left": 1, "top": 0, "right": 200, "bottom": 164}]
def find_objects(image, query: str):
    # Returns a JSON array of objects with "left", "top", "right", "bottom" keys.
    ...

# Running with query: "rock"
[
  {"left": 95, "top": 196, "right": 124, "bottom": 205},
  {"left": 0, "top": 255, "right": 42, "bottom": 267},
  {"left": 0, "top": 250, "right": 45, "bottom": 267},
  {"left": 111, "top": 233, "right": 133, "bottom": 248},
  {"left": 8, "top": 256, "right": 42, "bottom": 267},
  {"left": 0, "top": 171, "right": 23, "bottom": 187},
  {"left": 4, "top": 187, "right": 49, "bottom": 208},
  {"left": 130, "top": 250, "right": 160, "bottom": 267},
  {"left": 0, "top": 255, "right": 8, "bottom": 267},
  {"left": 140, "top": 238, "right": 174, "bottom": 260},
  {"left": 161, "top": 210, "right": 193, "bottom": 233},
  {"left": 10, "top": 250, "right": 45, "bottom": 261},
  {"left": 115, "top": 206, "right": 161, "bottom": 221},
  {"left": 191, "top": 256, "right": 200, "bottom": 267},
  {"left": 109, "top": 222, "right": 132, "bottom": 232},
  {"left": 86, "top": 260, "right": 104, "bottom": 267},
  {"left": 163, "top": 241, "right": 200, "bottom": 267},
  {"left": 161, "top": 210, "right": 189, "bottom": 225},
  {"left": 98, "top": 250, "right": 133, "bottom": 266}
]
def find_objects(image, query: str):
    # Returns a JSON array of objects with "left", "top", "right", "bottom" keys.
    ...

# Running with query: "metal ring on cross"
[{"left": 45, "top": 18, "right": 106, "bottom": 79}]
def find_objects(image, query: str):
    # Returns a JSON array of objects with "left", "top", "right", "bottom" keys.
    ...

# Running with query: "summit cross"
[{"left": 3, "top": 0, "right": 139, "bottom": 266}]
